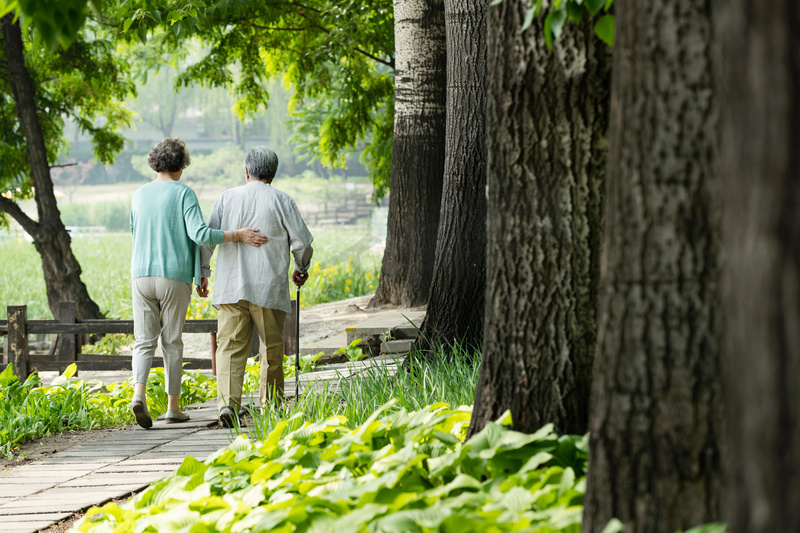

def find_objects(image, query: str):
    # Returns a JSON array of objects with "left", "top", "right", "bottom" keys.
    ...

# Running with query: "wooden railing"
[{"left": 0, "top": 301, "right": 297, "bottom": 382}]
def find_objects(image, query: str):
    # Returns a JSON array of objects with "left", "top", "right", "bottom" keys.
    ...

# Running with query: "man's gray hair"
[{"left": 245, "top": 146, "right": 279, "bottom": 181}]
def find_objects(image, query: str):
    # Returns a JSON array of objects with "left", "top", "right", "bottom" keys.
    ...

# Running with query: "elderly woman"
[{"left": 129, "top": 137, "right": 266, "bottom": 429}]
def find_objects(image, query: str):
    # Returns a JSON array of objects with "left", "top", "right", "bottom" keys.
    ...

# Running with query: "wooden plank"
[
  {"left": 2, "top": 357, "right": 212, "bottom": 373},
  {"left": 24, "top": 319, "right": 218, "bottom": 335},
  {"left": 7, "top": 306, "right": 28, "bottom": 381},
  {"left": 56, "top": 301, "right": 78, "bottom": 363}
]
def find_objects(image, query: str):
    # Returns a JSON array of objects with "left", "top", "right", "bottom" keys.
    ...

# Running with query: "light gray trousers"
[{"left": 131, "top": 276, "right": 192, "bottom": 395}]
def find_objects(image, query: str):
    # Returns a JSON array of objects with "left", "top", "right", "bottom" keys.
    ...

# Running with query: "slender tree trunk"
[
  {"left": 468, "top": 4, "right": 609, "bottom": 437},
  {"left": 581, "top": 2, "right": 724, "bottom": 532},
  {"left": 2, "top": 15, "right": 103, "bottom": 320},
  {"left": 370, "top": 0, "right": 446, "bottom": 308},
  {"left": 718, "top": 2, "right": 800, "bottom": 531},
  {"left": 415, "top": 0, "right": 486, "bottom": 347}
]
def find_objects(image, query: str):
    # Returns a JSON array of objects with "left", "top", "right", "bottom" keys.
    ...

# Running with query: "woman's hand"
[
  {"left": 196, "top": 277, "right": 210, "bottom": 297},
  {"left": 234, "top": 228, "right": 268, "bottom": 247}
]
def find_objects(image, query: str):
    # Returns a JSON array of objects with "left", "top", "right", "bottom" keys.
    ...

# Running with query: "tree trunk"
[
  {"left": 2, "top": 15, "right": 103, "bottom": 321},
  {"left": 468, "top": 5, "right": 609, "bottom": 437},
  {"left": 718, "top": 2, "right": 800, "bottom": 531},
  {"left": 370, "top": 0, "right": 446, "bottom": 308},
  {"left": 415, "top": 0, "right": 486, "bottom": 348},
  {"left": 581, "top": 2, "right": 724, "bottom": 532}
]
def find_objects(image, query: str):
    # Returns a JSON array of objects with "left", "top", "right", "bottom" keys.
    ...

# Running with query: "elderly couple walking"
[{"left": 128, "top": 137, "right": 313, "bottom": 429}]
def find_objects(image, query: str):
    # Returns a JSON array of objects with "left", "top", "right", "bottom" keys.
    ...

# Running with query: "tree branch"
[
  {"left": 50, "top": 162, "right": 78, "bottom": 169},
  {"left": 0, "top": 193, "right": 39, "bottom": 236}
]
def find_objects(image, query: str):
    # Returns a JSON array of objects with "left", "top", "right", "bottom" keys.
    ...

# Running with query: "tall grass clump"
[{"left": 248, "top": 343, "right": 481, "bottom": 441}]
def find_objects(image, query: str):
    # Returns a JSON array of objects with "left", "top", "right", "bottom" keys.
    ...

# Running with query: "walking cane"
[{"left": 295, "top": 285, "right": 300, "bottom": 401}]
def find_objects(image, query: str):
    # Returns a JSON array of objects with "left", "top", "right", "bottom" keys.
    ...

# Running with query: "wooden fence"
[{"left": 0, "top": 301, "right": 297, "bottom": 382}]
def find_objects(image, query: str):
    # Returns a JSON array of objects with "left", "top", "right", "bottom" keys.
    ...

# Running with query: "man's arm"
[{"left": 283, "top": 197, "right": 314, "bottom": 274}]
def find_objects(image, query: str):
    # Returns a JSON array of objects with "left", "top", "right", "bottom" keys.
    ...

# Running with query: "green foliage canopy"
[
  {"left": 0, "top": 4, "right": 134, "bottom": 216},
  {"left": 121, "top": 0, "right": 395, "bottom": 199}
]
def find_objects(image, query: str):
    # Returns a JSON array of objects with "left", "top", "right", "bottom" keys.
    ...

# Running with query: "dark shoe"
[
  {"left": 165, "top": 409, "right": 191, "bottom": 424},
  {"left": 219, "top": 406, "right": 237, "bottom": 428},
  {"left": 131, "top": 395, "right": 152, "bottom": 429}
]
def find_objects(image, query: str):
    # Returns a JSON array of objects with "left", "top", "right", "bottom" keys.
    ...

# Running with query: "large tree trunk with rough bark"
[
  {"left": 581, "top": 2, "right": 724, "bottom": 532},
  {"left": 415, "top": 0, "right": 486, "bottom": 348},
  {"left": 718, "top": 2, "right": 800, "bottom": 531},
  {"left": 370, "top": 0, "right": 446, "bottom": 308},
  {"left": 1, "top": 16, "right": 103, "bottom": 321},
  {"left": 468, "top": 5, "right": 609, "bottom": 437}
]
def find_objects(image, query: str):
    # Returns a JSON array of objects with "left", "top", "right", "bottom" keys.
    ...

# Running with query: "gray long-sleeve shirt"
[{"left": 201, "top": 181, "right": 313, "bottom": 314}]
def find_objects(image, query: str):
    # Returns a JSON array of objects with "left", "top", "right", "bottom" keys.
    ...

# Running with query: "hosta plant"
[{"left": 76, "top": 401, "right": 587, "bottom": 532}]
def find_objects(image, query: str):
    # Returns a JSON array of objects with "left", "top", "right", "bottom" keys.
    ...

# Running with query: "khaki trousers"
[
  {"left": 216, "top": 300, "right": 285, "bottom": 412},
  {"left": 131, "top": 276, "right": 192, "bottom": 395}
]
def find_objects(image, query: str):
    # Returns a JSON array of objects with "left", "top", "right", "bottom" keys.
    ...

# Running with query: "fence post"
[
  {"left": 8, "top": 305, "right": 28, "bottom": 382},
  {"left": 57, "top": 302, "right": 79, "bottom": 373}
]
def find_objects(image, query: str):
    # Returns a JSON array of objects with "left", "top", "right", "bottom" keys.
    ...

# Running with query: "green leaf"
[
  {"left": 566, "top": 2, "right": 584, "bottom": 22},
  {"left": 550, "top": 8, "right": 567, "bottom": 41},
  {"left": 0, "top": 1, "right": 18, "bottom": 19},
  {"left": 63, "top": 363, "right": 77, "bottom": 380},
  {"left": 152, "top": 10, "right": 161, "bottom": 22},
  {"left": 172, "top": 19, "right": 181, "bottom": 36},
  {"left": 605, "top": 0, "right": 614, "bottom": 9},
  {"left": 602, "top": 518, "right": 626, "bottom": 533},
  {"left": 586, "top": 0, "right": 605, "bottom": 15},
  {"left": 594, "top": 14, "right": 615, "bottom": 47},
  {"left": 543, "top": 11, "right": 554, "bottom": 50},
  {"left": 122, "top": 18, "right": 133, "bottom": 33},
  {"left": 520, "top": 6, "right": 536, "bottom": 32},
  {"left": 176, "top": 456, "right": 207, "bottom": 477}
]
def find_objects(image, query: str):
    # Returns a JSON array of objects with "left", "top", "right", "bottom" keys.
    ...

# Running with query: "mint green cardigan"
[{"left": 130, "top": 181, "right": 225, "bottom": 285}]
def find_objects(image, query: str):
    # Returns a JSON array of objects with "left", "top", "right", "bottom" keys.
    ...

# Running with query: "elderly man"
[{"left": 200, "top": 146, "right": 313, "bottom": 427}]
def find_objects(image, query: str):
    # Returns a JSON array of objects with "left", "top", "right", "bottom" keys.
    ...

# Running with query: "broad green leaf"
[
  {"left": 177, "top": 456, "right": 207, "bottom": 477},
  {"left": 594, "top": 14, "right": 615, "bottom": 46},
  {"left": 521, "top": 6, "right": 536, "bottom": 33},
  {"left": 550, "top": 8, "right": 568, "bottom": 41},
  {"left": 63, "top": 363, "right": 77, "bottom": 380},
  {"left": 586, "top": 0, "right": 605, "bottom": 15}
]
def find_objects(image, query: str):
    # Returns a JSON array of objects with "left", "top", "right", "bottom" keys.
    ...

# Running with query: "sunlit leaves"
[{"left": 76, "top": 403, "right": 588, "bottom": 532}]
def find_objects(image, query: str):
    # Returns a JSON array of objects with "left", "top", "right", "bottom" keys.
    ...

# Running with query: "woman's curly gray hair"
[{"left": 148, "top": 137, "right": 191, "bottom": 173}]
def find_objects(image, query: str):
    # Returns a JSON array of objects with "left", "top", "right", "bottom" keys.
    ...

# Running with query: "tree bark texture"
[
  {"left": 2, "top": 16, "right": 103, "bottom": 321},
  {"left": 416, "top": 0, "right": 487, "bottom": 348},
  {"left": 468, "top": 4, "right": 610, "bottom": 438},
  {"left": 718, "top": 1, "right": 800, "bottom": 531},
  {"left": 370, "top": 0, "right": 446, "bottom": 308},
  {"left": 582, "top": 2, "right": 724, "bottom": 532}
]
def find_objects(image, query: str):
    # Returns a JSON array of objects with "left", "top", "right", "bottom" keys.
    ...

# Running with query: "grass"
[
  {"left": 247, "top": 343, "right": 481, "bottom": 442},
  {"left": 0, "top": 224, "right": 381, "bottom": 320}
]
